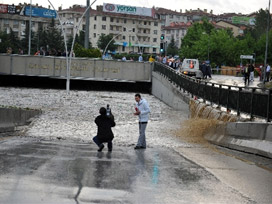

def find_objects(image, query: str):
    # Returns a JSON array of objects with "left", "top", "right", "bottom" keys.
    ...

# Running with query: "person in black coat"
[{"left": 93, "top": 107, "right": 116, "bottom": 152}]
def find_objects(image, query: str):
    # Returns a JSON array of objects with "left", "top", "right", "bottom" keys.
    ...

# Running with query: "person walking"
[
  {"left": 93, "top": 107, "right": 115, "bottom": 152},
  {"left": 134, "top": 93, "right": 150, "bottom": 149}
]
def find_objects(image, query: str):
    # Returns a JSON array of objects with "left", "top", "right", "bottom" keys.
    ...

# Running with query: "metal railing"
[{"left": 154, "top": 62, "right": 272, "bottom": 122}]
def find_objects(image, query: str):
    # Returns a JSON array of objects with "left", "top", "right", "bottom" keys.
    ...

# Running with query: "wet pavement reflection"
[{"left": 0, "top": 138, "right": 253, "bottom": 203}]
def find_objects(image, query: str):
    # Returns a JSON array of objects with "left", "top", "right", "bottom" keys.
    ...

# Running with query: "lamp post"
[
  {"left": 264, "top": 0, "right": 271, "bottom": 84},
  {"left": 28, "top": 0, "right": 32, "bottom": 55},
  {"left": 48, "top": 0, "right": 97, "bottom": 94},
  {"left": 103, "top": 32, "right": 122, "bottom": 57}
]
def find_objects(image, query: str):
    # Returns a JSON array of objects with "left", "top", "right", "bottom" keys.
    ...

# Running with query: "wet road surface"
[{"left": 0, "top": 137, "right": 255, "bottom": 204}]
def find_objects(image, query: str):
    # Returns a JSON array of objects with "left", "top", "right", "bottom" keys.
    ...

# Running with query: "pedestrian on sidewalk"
[
  {"left": 249, "top": 63, "right": 255, "bottom": 82},
  {"left": 243, "top": 64, "right": 250, "bottom": 86},
  {"left": 93, "top": 107, "right": 115, "bottom": 152},
  {"left": 134, "top": 93, "right": 150, "bottom": 149},
  {"left": 266, "top": 64, "right": 271, "bottom": 82}
]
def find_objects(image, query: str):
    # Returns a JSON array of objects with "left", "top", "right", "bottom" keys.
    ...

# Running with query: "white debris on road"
[{"left": 0, "top": 87, "right": 190, "bottom": 148}]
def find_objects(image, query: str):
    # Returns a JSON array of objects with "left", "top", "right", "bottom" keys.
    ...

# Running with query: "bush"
[{"left": 74, "top": 43, "right": 101, "bottom": 58}]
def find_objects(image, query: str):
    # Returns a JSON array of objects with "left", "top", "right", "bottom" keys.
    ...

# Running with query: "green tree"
[
  {"left": 167, "top": 37, "right": 179, "bottom": 56},
  {"left": 20, "top": 21, "right": 36, "bottom": 54},
  {"left": 97, "top": 34, "right": 117, "bottom": 53},
  {"left": 46, "top": 18, "right": 64, "bottom": 54}
]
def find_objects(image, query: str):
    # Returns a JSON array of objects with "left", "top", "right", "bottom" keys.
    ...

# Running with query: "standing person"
[
  {"left": 138, "top": 55, "right": 143, "bottom": 62},
  {"left": 244, "top": 64, "right": 250, "bottom": 86},
  {"left": 249, "top": 63, "right": 255, "bottom": 82},
  {"left": 200, "top": 61, "right": 207, "bottom": 79},
  {"left": 134, "top": 93, "right": 150, "bottom": 149},
  {"left": 93, "top": 107, "right": 116, "bottom": 152},
  {"left": 206, "top": 62, "right": 212, "bottom": 79},
  {"left": 162, "top": 56, "right": 167, "bottom": 64},
  {"left": 266, "top": 64, "right": 271, "bottom": 82}
]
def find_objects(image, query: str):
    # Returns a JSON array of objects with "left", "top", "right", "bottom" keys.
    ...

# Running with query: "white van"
[{"left": 180, "top": 59, "right": 203, "bottom": 78}]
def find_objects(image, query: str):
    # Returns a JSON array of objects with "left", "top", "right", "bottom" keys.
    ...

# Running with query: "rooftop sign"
[{"left": 103, "top": 3, "right": 153, "bottom": 17}]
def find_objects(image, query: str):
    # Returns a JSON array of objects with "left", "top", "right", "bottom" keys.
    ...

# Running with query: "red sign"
[{"left": 0, "top": 4, "right": 8, "bottom": 13}]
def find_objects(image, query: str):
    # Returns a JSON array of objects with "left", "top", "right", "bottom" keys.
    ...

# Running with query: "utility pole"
[
  {"left": 264, "top": 0, "right": 271, "bottom": 84},
  {"left": 84, "top": 0, "right": 90, "bottom": 49},
  {"left": 28, "top": 0, "right": 32, "bottom": 55}
]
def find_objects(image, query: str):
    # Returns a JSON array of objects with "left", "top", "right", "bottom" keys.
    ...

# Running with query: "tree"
[
  {"left": 167, "top": 37, "right": 179, "bottom": 56},
  {"left": 46, "top": 18, "right": 64, "bottom": 54},
  {"left": 20, "top": 21, "right": 36, "bottom": 54},
  {"left": 97, "top": 34, "right": 117, "bottom": 53},
  {"left": 67, "top": 30, "right": 92, "bottom": 51}
]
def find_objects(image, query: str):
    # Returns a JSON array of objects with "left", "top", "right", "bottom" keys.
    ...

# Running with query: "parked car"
[{"left": 179, "top": 59, "right": 203, "bottom": 78}]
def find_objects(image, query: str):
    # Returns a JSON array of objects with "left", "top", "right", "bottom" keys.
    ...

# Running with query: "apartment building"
[
  {"left": 59, "top": 4, "right": 162, "bottom": 54},
  {"left": 154, "top": 8, "right": 189, "bottom": 26},
  {"left": 162, "top": 22, "right": 191, "bottom": 48},
  {"left": 0, "top": 4, "right": 55, "bottom": 40}
]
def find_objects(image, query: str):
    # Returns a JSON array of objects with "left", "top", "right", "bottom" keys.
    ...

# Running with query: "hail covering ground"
[{"left": 0, "top": 87, "right": 191, "bottom": 148}]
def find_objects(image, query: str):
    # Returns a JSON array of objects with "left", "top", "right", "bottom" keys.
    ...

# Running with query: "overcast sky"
[{"left": 0, "top": 0, "right": 270, "bottom": 15}]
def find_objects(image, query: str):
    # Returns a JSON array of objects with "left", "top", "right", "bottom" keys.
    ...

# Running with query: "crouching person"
[{"left": 93, "top": 107, "right": 115, "bottom": 152}]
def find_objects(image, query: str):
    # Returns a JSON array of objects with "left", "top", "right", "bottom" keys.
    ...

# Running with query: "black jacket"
[{"left": 95, "top": 114, "right": 115, "bottom": 142}]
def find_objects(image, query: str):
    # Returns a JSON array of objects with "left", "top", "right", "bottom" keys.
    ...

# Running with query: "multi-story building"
[
  {"left": 154, "top": 8, "right": 189, "bottom": 26},
  {"left": 59, "top": 4, "right": 162, "bottom": 54},
  {"left": 162, "top": 22, "right": 191, "bottom": 48},
  {"left": 0, "top": 3, "right": 55, "bottom": 40}
]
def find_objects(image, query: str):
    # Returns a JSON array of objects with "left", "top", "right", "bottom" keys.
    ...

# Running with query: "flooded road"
[{"left": 0, "top": 138, "right": 253, "bottom": 204}]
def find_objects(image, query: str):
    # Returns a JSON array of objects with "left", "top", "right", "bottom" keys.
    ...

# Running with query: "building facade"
[
  {"left": 0, "top": 4, "right": 55, "bottom": 40},
  {"left": 59, "top": 4, "right": 162, "bottom": 54}
]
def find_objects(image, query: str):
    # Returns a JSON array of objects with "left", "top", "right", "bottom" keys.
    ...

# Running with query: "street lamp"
[
  {"left": 48, "top": 0, "right": 97, "bottom": 94},
  {"left": 103, "top": 32, "right": 122, "bottom": 57}
]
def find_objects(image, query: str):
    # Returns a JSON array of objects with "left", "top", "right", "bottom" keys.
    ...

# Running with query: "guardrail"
[{"left": 154, "top": 62, "right": 272, "bottom": 122}]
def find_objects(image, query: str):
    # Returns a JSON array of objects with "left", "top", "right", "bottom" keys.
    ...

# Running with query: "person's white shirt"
[
  {"left": 138, "top": 55, "right": 143, "bottom": 62},
  {"left": 266, "top": 65, "right": 271, "bottom": 72},
  {"left": 122, "top": 56, "right": 126, "bottom": 61}
]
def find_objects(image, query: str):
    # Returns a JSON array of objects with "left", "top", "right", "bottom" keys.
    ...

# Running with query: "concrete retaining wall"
[
  {"left": 151, "top": 71, "right": 190, "bottom": 113},
  {"left": 0, "top": 107, "right": 41, "bottom": 133},
  {"left": 0, "top": 54, "right": 152, "bottom": 82},
  {"left": 205, "top": 122, "right": 272, "bottom": 158}
]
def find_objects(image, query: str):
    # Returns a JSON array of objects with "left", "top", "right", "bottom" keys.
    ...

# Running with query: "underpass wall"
[{"left": 0, "top": 54, "right": 152, "bottom": 82}]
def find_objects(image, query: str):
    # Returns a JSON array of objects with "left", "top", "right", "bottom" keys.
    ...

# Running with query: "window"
[
  {"left": 116, "top": 19, "right": 119, "bottom": 23},
  {"left": 110, "top": 25, "right": 113, "bottom": 30},
  {"left": 123, "top": 27, "right": 126, "bottom": 31},
  {"left": 144, "top": 21, "right": 147, "bottom": 25},
  {"left": 123, "top": 36, "right": 126, "bottom": 40},
  {"left": 153, "top": 48, "right": 156, "bottom": 53},
  {"left": 76, "top": 18, "right": 79, "bottom": 22},
  {"left": 170, "top": 15, "right": 173, "bottom": 19},
  {"left": 102, "top": 16, "right": 106, "bottom": 21},
  {"left": 167, "top": 30, "right": 171, "bottom": 34},
  {"left": 153, "top": 30, "right": 157, "bottom": 34},
  {"left": 94, "top": 24, "right": 96, "bottom": 29},
  {"left": 154, "top": 22, "right": 158, "bottom": 26},
  {"left": 132, "top": 36, "right": 135, "bottom": 41},
  {"left": 4, "top": 19, "right": 9, "bottom": 25},
  {"left": 110, "top": 17, "right": 114, "bottom": 22},
  {"left": 153, "top": 38, "right": 157, "bottom": 42},
  {"left": 13, "top": 20, "right": 19, "bottom": 25},
  {"left": 149, "top": 22, "right": 151, "bottom": 25},
  {"left": 133, "top": 28, "right": 135, "bottom": 32},
  {"left": 63, "top": 14, "right": 65, "bottom": 17},
  {"left": 94, "top": 16, "right": 97, "bottom": 20},
  {"left": 133, "top": 20, "right": 135, "bottom": 24},
  {"left": 94, "top": 33, "right": 96, "bottom": 38},
  {"left": 122, "top": 46, "right": 125, "bottom": 52},
  {"left": 124, "top": 19, "right": 127, "bottom": 23},
  {"left": 143, "top": 29, "right": 146, "bottom": 33},
  {"left": 102, "top": 25, "right": 106, "bottom": 30}
]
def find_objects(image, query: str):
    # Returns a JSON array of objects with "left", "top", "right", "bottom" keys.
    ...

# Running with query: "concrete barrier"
[
  {"left": 0, "top": 54, "right": 152, "bottom": 82},
  {"left": 0, "top": 107, "right": 41, "bottom": 133},
  {"left": 205, "top": 122, "right": 272, "bottom": 159}
]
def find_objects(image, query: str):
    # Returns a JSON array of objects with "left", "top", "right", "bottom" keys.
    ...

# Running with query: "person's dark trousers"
[
  {"left": 93, "top": 136, "right": 112, "bottom": 151},
  {"left": 244, "top": 75, "right": 249, "bottom": 85},
  {"left": 266, "top": 72, "right": 270, "bottom": 82}
]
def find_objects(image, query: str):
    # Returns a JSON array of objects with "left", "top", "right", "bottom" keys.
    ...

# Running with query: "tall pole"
[
  {"left": 264, "top": 0, "right": 271, "bottom": 84},
  {"left": 84, "top": 0, "right": 90, "bottom": 49},
  {"left": 28, "top": 0, "right": 32, "bottom": 55}
]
